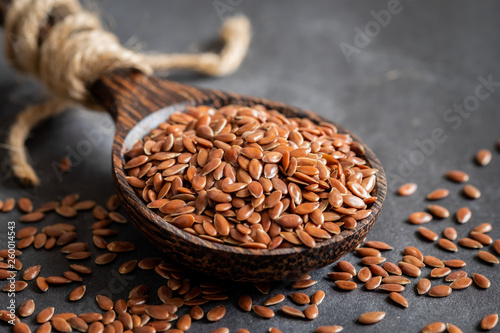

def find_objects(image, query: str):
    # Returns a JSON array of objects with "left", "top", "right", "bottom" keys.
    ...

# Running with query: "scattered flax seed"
[
  {"left": 311, "top": 290, "right": 325, "bottom": 305},
  {"left": 426, "top": 189, "right": 449, "bottom": 200},
  {"left": 472, "top": 273, "right": 491, "bottom": 289},
  {"left": 18, "top": 299, "right": 35, "bottom": 317},
  {"left": 428, "top": 285, "right": 452, "bottom": 297},
  {"left": 473, "top": 223, "right": 493, "bottom": 234},
  {"left": 281, "top": 305, "right": 305, "bottom": 318},
  {"left": 437, "top": 238, "right": 458, "bottom": 252},
  {"left": 423, "top": 256, "right": 444, "bottom": 268},
  {"left": 365, "top": 276, "right": 382, "bottom": 290},
  {"left": 408, "top": 212, "right": 433, "bottom": 225},
  {"left": 455, "top": 207, "right": 471, "bottom": 223},
  {"left": 363, "top": 241, "right": 393, "bottom": 250},
  {"left": 443, "top": 259, "right": 466, "bottom": 268},
  {"left": 421, "top": 322, "right": 446, "bottom": 333},
  {"left": 418, "top": 227, "right": 438, "bottom": 242},
  {"left": 358, "top": 311, "right": 385, "bottom": 325},
  {"left": 476, "top": 149, "right": 492, "bottom": 166},
  {"left": 304, "top": 304, "right": 319, "bottom": 320},
  {"left": 416, "top": 279, "right": 431, "bottom": 295},
  {"left": 443, "top": 228, "right": 457, "bottom": 241},
  {"left": 446, "top": 323, "right": 463, "bottom": 333},
  {"left": 389, "top": 292, "right": 408, "bottom": 308},
  {"left": 263, "top": 294, "right": 285, "bottom": 306},
  {"left": 480, "top": 314, "right": 498, "bottom": 330},
  {"left": 315, "top": 326, "right": 344, "bottom": 333},
  {"left": 477, "top": 251, "right": 499, "bottom": 264},
  {"left": 292, "top": 279, "right": 317, "bottom": 289},
  {"left": 445, "top": 170, "right": 469, "bottom": 183},
  {"left": 459, "top": 237, "right": 483, "bottom": 249},
  {"left": 336, "top": 260, "right": 357, "bottom": 276},
  {"left": 335, "top": 281, "right": 357, "bottom": 291},
  {"left": 445, "top": 271, "right": 467, "bottom": 282},
  {"left": 449, "top": 277, "right": 472, "bottom": 290},
  {"left": 470, "top": 232, "right": 492, "bottom": 245},
  {"left": 463, "top": 184, "right": 481, "bottom": 199},
  {"left": 398, "top": 183, "right": 417, "bottom": 196},
  {"left": 427, "top": 204, "right": 449, "bottom": 219},
  {"left": 253, "top": 305, "right": 275, "bottom": 319}
]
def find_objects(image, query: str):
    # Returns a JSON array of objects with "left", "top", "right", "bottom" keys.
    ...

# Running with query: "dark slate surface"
[{"left": 1, "top": 1, "right": 500, "bottom": 332}]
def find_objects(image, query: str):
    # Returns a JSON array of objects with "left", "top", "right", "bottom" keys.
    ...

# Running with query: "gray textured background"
[{"left": 1, "top": 1, "right": 500, "bottom": 332}]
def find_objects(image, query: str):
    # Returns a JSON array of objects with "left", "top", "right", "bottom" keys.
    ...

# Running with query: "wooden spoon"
[{"left": 1, "top": 4, "right": 387, "bottom": 281}]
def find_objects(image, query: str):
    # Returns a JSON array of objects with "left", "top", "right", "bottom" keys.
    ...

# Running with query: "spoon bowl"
[{"left": 91, "top": 70, "right": 387, "bottom": 282}]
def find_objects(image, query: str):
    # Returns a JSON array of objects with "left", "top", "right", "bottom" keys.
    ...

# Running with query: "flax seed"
[
  {"left": 449, "top": 277, "right": 472, "bottom": 290},
  {"left": 18, "top": 299, "right": 35, "bottom": 317},
  {"left": 423, "top": 256, "right": 444, "bottom": 268},
  {"left": 437, "top": 238, "right": 458, "bottom": 252},
  {"left": 427, "top": 189, "right": 449, "bottom": 200},
  {"left": 418, "top": 227, "right": 438, "bottom": 242},
  {"left": 315, "top": 326, "right": 344, "bottom": 333},
  {"left": 421, "top": 322, "right": 446, "bottom": 333},
  {"left": 477, "top": 251, "right": 499, "bottom": 264},
  {"left": 456, "top": 207, "right": 471, "bottom": 223},
  {"left": 281, "top": 305, "right": 305, "bottom": 318},
  {"left": 428, "top": 204, "right": 449, "bottom": 218},
  {"left": 409, "top": 212, "right": 432, "bottom": 224},
  {"left": 389, "top": 292, "right": 408, "bottom": 308},
  {"left": 480, "top": 314, "right": 498, "bottom": 330},
  {"left": 445, "top": 170, "right": 469, "bottom": 183},
  {"left": 443, "top": 227, "right": 457, "bottom": 241},
  {"left": 428, "top": 285, "right": 452, "bottom": 297},
  {"left": 253, "top": 305, "right": 274, "bottom": 319},
  {"left": 358, "top": 311, "right": 385, "bottom": 325},
  {"left": 398, "top": 183, "right": 417, "bottom": 196}
]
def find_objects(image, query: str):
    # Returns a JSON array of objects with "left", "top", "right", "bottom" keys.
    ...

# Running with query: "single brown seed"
[
  {"left": 430, "top": 267, "right": 451, "bottom": 278},
  {"left": 73, "top": 200, "right": 96, "bottom": 211},
  {"left": 119, "top": 260, "right": 138, "bottom": 274},
  {"left": 365, "top": 276, "right": 382, "bottom": 290},
  {"left": 473, "top": 273, "right": 491, "bottom": 288},
  {"left": 360, "top": 256, "right": 386, "bottom": 266},
  {"left": 418, "top": 227, "right": 438, "bottom": 242},
  {"left": 263, "top": 294, "right": 285, "bottom": 306},
  {"left": 70, "top": 264, "right": 92, "bottom": 274},
  {"left": 358, "top": 311, "right": 385, "bottom": 325},
  {"left": 398, "top": 183, "right": 417, "bottom": 196},
  {"left": 446, "top": 323, "right": 463, "bottom": 333},
  {"left": 480, "top": 314, "right": 498, "bottom": 330},
  {"left": 95, "top": 253, "right": 117, "bottom": 265},
  {"left": 33, "top": 233, "right": 47, "bottom": 249},
  {"left": 23, "top": 265, "right": 41, "bottom": 281},
  {"left": 449, "top": 277, "right": 472, "bottom": 290},
  {"left": 177, "top": 314, "right": 191, "bottom": 331},
  {"left": 470, "top": 232, "right": 493, "bottom": 245},
  {"left": 421, "top": 322, "right": 446, "bottom": 333},
  {"left": 315, "top": 326, "right": 344, "bottom": 333},
  {"left": 456, "top": 207, "right": 471, "bottom": 223},
  {"left": 18, "top": 299, "right": 35, "bottom": 317},
  {"left": 46, "top": 276, "right": 71, "bottom": 284},
  {"left": 427, "top": 189, "right": 449, "bottom": 200},
  {"left": 281, "top": 305, "right": 305, "bottom": 318},
  {"left": 237, "top": 295, "right": 252, "bottom": 312},
  {"left": 61, "top": 242, "right": 88, "bottom": 254},
  {"left": 363, "top": 241, "right": 393, "bottom": 250},
  {"left": 13, "top": 322, "right": 31, "bottom": 333},
  {"left": 107, "top": 241, "right": 135, "bottom": 252},
  {"left": 52, "top": 317, "right": 72, "bottom": 332},
  {"left": 311, "top": 290, "right": 325, "bottom": 305},
  {"left": 417, "top": 278, "right": 431, "bottom": 295},
  {"left": 18, "top": 198, "right": 33, "bottom": 213},
  {"left": 65, "top": 251, "right": 91, "bottom": 260},
  {"left": 36, "top": 277, "right": 48, "bottom": 292},
  {"left": 463, "top": 184, "right": 481, "bottom": 199},
  {"left": 210, "top": 328, "right": 230, "bottom": 333},
  {"left": 459, "top": 237, "right": 483, "bottom": 249},
  {"left": 438, "top": 238, "right": 458, "bottom": 252},
  {"left": 96, "top": 295, "right": 114, "bottom": 311},
  {"left": 291, "top": 279, "right": 317, "bottom": 289},
  {"left": 37, "top": 307, "right": 55, "bottom": 323},
  {"left": 68, "top": 316, "right": 88, "bottom": 332},
  {"left": 370, "top": 264, "right": 389, "bottom": 277},
  {"left": 389, "top": 292, "right": 408, "bottom": 308},
  {"left": 477, "top": 251, "right": 499, "bottom": 264},
  {"left": 476, "top": 149, "right": 492, "bottom": 166},
  {"left": 409, "top": 212, "right": 433, "bottom": 224},
  {"left": 255, "top": 282, "right": 270, "bottom": 294},
  {"left": 206, "top": 305, "right": 226, "bottom": 322},
  {"left": 403, "top": 246, "right": 424, "bottom": 261},
  {"left": 423, "top": 256, "right": 444, "bottom": 268},
  {"left": 428, "top": 285, "right": 452, "bottom": 297},
  {"left": 428, "top": 204, "right": 449, "bottom": 218},
  {"left": 445, "top": 170, "right": 469, "bottom": 183},
  {"left": 382, "top": 262, "right": 402, "bottom": 275},
  {"left": 335, "top": 280, "right": 357, "bottom": 290},
  {"left": 336, "top": 260, "right": 357, "bottom": 276},
  {"left": 377, "top": 284, "right": 405, "bottom": 292},
  {"left": 3, "top": 281, "right": 28, "bottom": 292},
  {"left": 252, "top": 305, "right": 275, "bottom": 319},
  {"left": 327, "top": 272, "right": 353, "bottom": 281},
  {"left": 88, "top": 321, "right": 104, "bottom": 333},
  {"left": 472, "top": 223, "right": 493, "bottom": 234},
  {"left": 443, "top": 259, "right": 466, "bottom": 268},
  {"left": 443, "top": 227, "right": 458, "bottom": 241},
  {"left": 190, "top": 305, "right": 204, "bottom": 320},
  {"left": 17, "top": 226, "right": 37, "bottom": 239},
  {"left": 445, "top": 270, "right": 467, "bottom": 282},
  {"left": 493, "top": 239, "right": 500, "bottom": 255},
  {"left": 19, "top": 212, "right": 45, "bottom": 222},
  {"left": 357, "top": 267, "right": 372, "bottom": 282},
  {"left": 398, "top": 262, "right": 421, "bottom": 277},
  {"left": 382, "top": 276, "right": 410, "bottom": 285},
  {"left": 303, "top": 304, "right": 319, "bottom": 321},
  {"left": 78, "top": 312, "right": 103, "bottom": 323},
  {"left": 355, "top": 247, "right": 382, "bottom": 257},
  {"left": 2, "top": 198, "right": 15, "bottom": 212}
]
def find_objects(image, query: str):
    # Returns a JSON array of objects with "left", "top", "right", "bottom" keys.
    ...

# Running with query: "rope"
[{"left": 2, "top": 0, "right": 251, "bottom": 185}]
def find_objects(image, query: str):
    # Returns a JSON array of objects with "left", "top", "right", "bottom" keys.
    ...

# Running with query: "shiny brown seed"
[
  {"left": 477, "top": 251, "right": 499, "bottom": 264},
  {"left": 66, "top": 251, "right": 91, "bottom": 260},
  {"left": 402, "top": 255, "right": 425, "bottom": 268},
  {"left": 418, "top": 227, "right": 438, "bottom": 242},
  {"left": 446, "top": 323, "right": 463, "bottom": 333},
  {"left": 52, "top": 317, "right": 72, "bottom": 332},
  {"left": 18, "top": 299, "right": 35, "bottom": 317},
  {"left": 290, "top": 292, "right": 310, "bottom": 305},
  {"left": 428, "top": 204, "right": 449, "bottom": 218},
  {"left": 473, "top": 273, "right": 491, "bottom": 288},
  {"left": 382, "top": 262, "right": 402, "bottom": 275},
  {"left": 398, "top": 183, "right": 417, "bottom": 196},
  {"left": 459, "top": 237, "right": 483, "bottom": 249},
  {"left": 476, "top": 149, "right": 492, "bottom": 165},
  {"left": 357, "top": 267, "right": 372, "bottom": 282},
  {"left": 449, "top": 277, "right": 472, "bottom": 290},
  {"left": 291, "top": 279, "right": 317, "bottom": 289},
  {"left": 438, "top": 238, "right": 458, "bottom": 252},
  {"left": 67, "top": 316, "right": 88, "bottom": 332},
  {"left": 443, "top": 259, "right": 466, "bottom": 268},
  {"left": 430, "top": 267, "right": 451, "bottom": 278},
  {"left": 177, "top": 314, "right": 191, "bottom": 331},
  {"left": 427, "top": 189, "right": 449, "bottom": 200},
  {"left": 445, "top": 270, "right": 467, "bottom": 282},
  {"left": 361, "top": 256, "right": 386, "bottom": 265},
  {"left": 304, "top": 304, "right": 319, "bottom": 320},
  {"left": 13, "top": 322, "right": 31, "bottom": 333},
  {"left": 315, "top": 326, "right": 344, "bottom": 333},
  {"left": 311, "top": 290, "right": 325, "bottom": 305},
  {"left": 119, "top": 260, "right": 138, "bottom": 274},
  {"left": 70, "top": 264, "right": 92, "bottom": 274},
  {"left": 409, "top": 212, "right": 433, "bottom": 224},
  {"left": 423, "top": 256, "right": 444, "bottom": 268},
  {"left": 263, "top": 294, "right": 285, "bottom": 306},
  {"left": 238, "top": 295, "right": 252, "bottom": 312},
  {"left": 417, "top": 278, "right": 431, "bottom": 295},
  {"left": 327, "top": 272, "right": 353, "bottom": 281},
  {"left": 377, "top": 284, "right": 404, "bottom": 292},
  {"left": 335, "top": 280, "right": 357, "bottom": 290},
  {"left": 107, "top": 241, "right": 135, "bottom": 252},
  {"left": 363, "top": 241, "right": 393, "bottom": 250},
  {"left": 422, "top": 322, "right": 446, "bottom": 333},
  {"left": 336, "top": 260, "right": 356, "bottom": 276},
  {"left": 281, "top": 305, "right": 305, "bottom": 318},
  {"left": 382, "top": 276, "right": 410, "bottom": 285},
  {"left": 370, "top": 264, "right": 388, "bottom": 277},
  {"left": 480, "top": 314, "right": 498, "bottom": 330},
  {"left": 355, "top": 247, "right": 382, "bottom": 257},
  {"left": 443, "top": 227, "right": 457, "bottom": 241},
  {"left": 358, "top": 311, "right": 385, "bottom": 324},
  {"left": 36, "top": 277, "right": 49, "bottom": 292},
  {"left": 23, "top": 265, "right": 41, "bottom": 281},
  {"left": 96, "top": 295, "right": 114, "bottom": 311},
  {"left": 253, "top": 305, "right": 275, "bottom": 319},
  {"left": 470, "top": 232, "right": 492, "bottom": 245},
  {"left": 473, "top": 223, "right": 493, "bottom": 234},
  {"left": 206, "top": 305, "right": 226, "bottom": 322},
  {"left": 456, "top": 207, "right": 471, "bottom": 223},
  {"left": 95, "top": 253, "right": 117, "bottom": 265},
  {"left": 445, "top": 170, "right": 469, "bottom": 183},
  {"left": 463, "top": 184, "right": 481, "bottom": 199},
  {"left": 190, "top": 305, "right": 204, "bottom": 320},
  {"left": 389, "top": 292, "right": 408, "bottom": 308},
  {"left": 37, "top": 307, "right": 55, "bottom": 323},
  {"left": 398, "top": 262, "right": 421, "bottom": 277},
  {"left": 3, "top": 280, "right": 28, "bottom": 292},
  {"left": 19, "top": 211, "right": 45, "bottom": 222},
  {"left": 428, "top": 285, "right": 452, "bottom": 297}
]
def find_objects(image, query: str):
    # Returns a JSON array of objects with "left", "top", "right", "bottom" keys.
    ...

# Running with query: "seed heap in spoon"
[{"left": 124, "top": 104, "right": 377, "bottom": 249}]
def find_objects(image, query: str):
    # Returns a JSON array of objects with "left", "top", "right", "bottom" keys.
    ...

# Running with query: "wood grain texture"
[{"left": 91, "top": 70, "right": 387, "bottom": 282}]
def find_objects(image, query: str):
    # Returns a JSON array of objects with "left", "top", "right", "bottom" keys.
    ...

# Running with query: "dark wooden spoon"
[{"left": 1, "top": 2, "right": 387, "bottom": 281}]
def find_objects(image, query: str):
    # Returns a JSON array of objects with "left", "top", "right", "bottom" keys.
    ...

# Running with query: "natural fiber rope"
[{"left": 3, "top": 0, "right": 251, "bottom": 185}]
